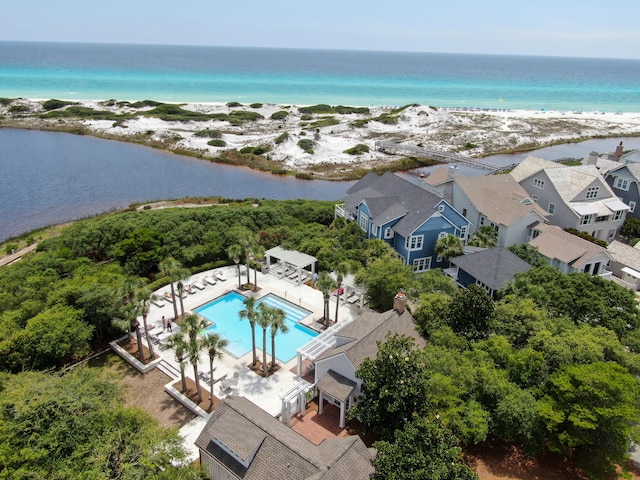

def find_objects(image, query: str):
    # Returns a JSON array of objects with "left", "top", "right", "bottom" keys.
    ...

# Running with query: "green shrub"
[
  {"left": 274, "top": 132, "right": 289, "bottom": 144},
  {"left": 143, "top": 104, "right": 210, "bottom": 122},
  {"left": 253, "top": 145, "right": 272, "bottom": 155},
  {"left": 239, "top": 146, "right": 255, "bottom": 154},
  {"left": 130, "top": 100, "right": 164, "bottom": 108},
  {"left": 271, "top": 168, "right": 288, "bottom": 175},
  {"left": 0, "top": 98, "right": 14, "bottom": 106},
  {"left": 333, "top": 105, "right": 369, "bottom": 114},
  {"left": 194, "top": 129, "right": 222, "bottom": 138},
  {"left": 351, "top": 119, "right": 370, "bottom": 128},
  {"left": 429, "top": 105, "right": 438, "bottom": 111},
  {"left": 344, "top": 144, "right": 370, "bottom": 155},
  {"left": 308, "top": 117, "right": 340, "bottom": 129},
  {"left": 226, "top": 101, "right": 242, "bottom": 107},
  {"left": 249, "top": 103, "right": 263, "bottom": 109},
  {"left": 207, "top": 139, "right": 226, "bottom": 147},
  {"left": 42, "top": 99, "right": 75, "bottom": 111},
  {"left": 294, "top": 172, "right": 313, "bottom": 180},
  {"left": 40, "top": 106, "right": 131, "bottom": 121},
  {"left": 271, "top": 110, "right": 288, "bottom": 120},
  {"left": 297, "top": 139, "right": 315, "bottom": 154},
  {"left": 463, "top": 142, "right": 478, "bottom": 150},
  {"left": 298, "top": 104, "right": 369, "bottom": 115},
  {"left": 564, "top": 228, "right": 609, "bottom": 247},
  {"left": 299, "top": 104, "right": 333, "bottom": 115},
  {"left": 8, "top": 105, "right": 29, "bottom": 114},
  {"left": 300, "top": 114, "right": 313, "bottom": 121},
  {"left": 228, "top": 110, "right": 263, "bottom": 126},
  {"left": 373, "top": 113, "right": 399, "bottom": 125}
]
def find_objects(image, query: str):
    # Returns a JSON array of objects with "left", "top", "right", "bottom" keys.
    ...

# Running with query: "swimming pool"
[{"left": 195, "top": 291, "right": 317, "bottom": 362}]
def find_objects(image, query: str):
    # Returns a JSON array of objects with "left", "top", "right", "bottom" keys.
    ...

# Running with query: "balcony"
[{"left": 334, "top": 204, "right": 355, "bottom": 221}]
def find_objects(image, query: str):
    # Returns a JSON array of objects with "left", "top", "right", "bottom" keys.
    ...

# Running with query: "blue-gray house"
[{"left": 335, "top": 171, "right": 470, "bottom": 272}]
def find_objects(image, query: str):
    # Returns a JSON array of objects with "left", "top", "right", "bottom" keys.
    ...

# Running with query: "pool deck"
[{"left": 139, "top": 265, "right": 363, "bottom": 460}]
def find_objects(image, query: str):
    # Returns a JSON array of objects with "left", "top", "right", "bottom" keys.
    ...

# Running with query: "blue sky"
[{"left": 3, "top": 0, "right": 639, "bottom": 59}]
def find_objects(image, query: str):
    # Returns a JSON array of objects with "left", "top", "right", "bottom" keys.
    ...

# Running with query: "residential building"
[
  {"left": 195, "top": 396, "right": 374, "bottom": 480},
  {"left": 452, "top": 174, "right": 548, "bottom": 247},
  {"left": 335, "top": 171, "right": 470, "bottom": 272},
  {"left": 312, "top": 293, "right": 426, "bottom": 428},
  {"left": 511, "top": 156, "right": 628, "bottom": 242},
  {"left": 527, "top": 222, "right": 612, "bottom": 275},
  {"left": 603, "top": 163, "right": 640, "bottom": 221},
  {"left": 607, "top": 240, "right": 640, "bottom": 289},
  {"left": 418, "top": 165, "right": 458, "bottom": 201},
  {"left": 447, "top": 247, "right": 532, "bottom": 297}
]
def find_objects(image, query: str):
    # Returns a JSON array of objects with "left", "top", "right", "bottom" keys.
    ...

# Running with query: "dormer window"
[
  {"left": 586, "top": 186, "right": 599, "bottom": 199},
  {"left": 615, "top": 177, "right": 630, "bottom": 190},
  {"left": 533, "top": 178, "right": 545, "bottom": 189}
]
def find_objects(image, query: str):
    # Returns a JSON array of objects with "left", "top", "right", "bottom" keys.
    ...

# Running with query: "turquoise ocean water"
[{"left": 1, "top": 41, "right": 639, "bottom": 112}]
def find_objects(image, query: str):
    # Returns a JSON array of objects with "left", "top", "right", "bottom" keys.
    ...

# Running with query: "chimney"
[
  {"left": 448, "top": 164, "right": 459, "bottom": 180},
  {"left": 393, "top": 292, "right": 407, "bottom": 314},
  {"left": 585, "top": 151, "right": 598, "bottom": 165},
  {"left": 615, "top": 141, "right": 624, "bottom": 162}
]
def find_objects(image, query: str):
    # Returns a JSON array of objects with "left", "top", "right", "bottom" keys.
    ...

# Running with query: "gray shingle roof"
[
  {"left": 317, "top": 308, "right": 426, "bottom": 369},
  {"left": 195, "top": 396, "right": 374, "bottom": 480},
  {"left": 451, "top": 247, "right": 532, "bottom": 291},
  {"left": 316, "top": 369, "right": 357, "bottom": 402},
  {"left": 344, "top": 171, "right": 447, "bottom": 237}
]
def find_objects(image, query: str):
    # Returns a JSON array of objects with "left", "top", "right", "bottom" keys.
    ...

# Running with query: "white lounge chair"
[
  {"left": 163, "top": 292, "right": 174, "bottom": 303},
  {"left": 192, "top": 280, "right": 205, "bottom": 290},
  {"left": 215, "top": 270, "right": 227, "bottom": 281},
  {"left": 204, "top": 275, "right": 217, "bottom": 286},
  {"left": 152, "top": 297, "right": 165, "bottom": 308}
]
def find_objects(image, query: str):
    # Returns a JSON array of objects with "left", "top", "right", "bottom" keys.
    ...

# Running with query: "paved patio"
[{"left": 138, "top": 265, "right": 363, "bottom": 460}]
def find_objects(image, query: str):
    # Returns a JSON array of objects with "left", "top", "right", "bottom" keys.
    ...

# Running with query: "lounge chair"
[
  {"left": 163, "top": 292, "right": 174, "bottom": 303},
  {"left": 152, "top": 298, "right": 165, "bottom": 308},
  {"left": 185, "top": 284, "right": 196, "bottom": 295},
  {"left": 215, "top": 270, "right": 227, "bottom": 281},
  {"left": 204, "top": 275, "right": 217, "bottom": 286},
  {"left": 192, "top": 280, "right": 205, "bottom": 290}
]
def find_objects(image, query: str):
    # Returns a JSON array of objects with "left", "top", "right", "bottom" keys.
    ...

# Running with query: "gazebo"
[{"left": 265, "top": 246, "right": 316, "bottom": 285}]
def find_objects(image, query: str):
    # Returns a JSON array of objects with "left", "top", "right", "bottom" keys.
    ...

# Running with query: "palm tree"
[
  {"left": 435, "top": 234, "right": 463, "bottom": 266},
  {"left": 166, "top": 333, "right": 189, "bottom": 393},
  {"left": 269, "top": 307, "right": 288, "bottom": 369},
  {"left": 333, "top": 262, "right": 350, "bottom": 324},
  {"left": 250, "top": 244, "right": 265, "bottom": 291},
  {"left": 469, "top": 226, "right": 498, "bottom": 248},
  {"left": 238, "top": 229, "right": 259, "bottom": 282},
  {"left": 256, "top": 303, "right": 272, "bottom": 376},
  {"left": 181, "top": 313, "right": 209, "bottom": 403},
  {"left": 113, "top": 302, "right": 144, "bottom": 361},
  {"left": 227, "top": 244, "right": 243, "bottom": 288},
  {"left": 239, "top": 295, "right": 259, "bottom": 367},
  {"left": 316, "top": 271, "right": 336, "bottom": 329},
  {"left": 159, "top": 257, "right": 183, "bottom": 320},
  {"left": 200, "top": 332, "right": 229, "bottom": 408},
  {"left": 136, "top": 288, "right": 157, "bottom": 360}
]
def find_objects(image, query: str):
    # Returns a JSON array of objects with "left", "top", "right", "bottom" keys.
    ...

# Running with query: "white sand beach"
[{"left": 3, "top": 99, "right": 640, "bottom": 178}]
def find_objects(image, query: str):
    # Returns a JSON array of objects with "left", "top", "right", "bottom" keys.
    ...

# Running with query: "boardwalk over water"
[{"left": 375, "top": 141, "right": 513, "bottom": 173}]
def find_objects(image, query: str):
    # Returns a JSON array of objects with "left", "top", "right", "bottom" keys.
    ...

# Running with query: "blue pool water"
[{"left": 196, "top": 291, "right": 317, "bottom": 362}]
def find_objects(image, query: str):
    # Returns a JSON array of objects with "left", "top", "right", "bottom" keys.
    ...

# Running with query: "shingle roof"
[
  {"left": 620, "top": 149, "right": 640, "bottom": 164},
  {"left": 344, "top": 171, "right": 448, "bottom": 237},
  {"left": 607, "top": 162, "right": 640, "bottom": 181},
  {"left": 607, "top": 240, "right": 640, "bottom": 271},
  {"left": 510, "top": 156, "right": 562, "bottom": 183},
  {"left": 544, "top": 164, "right": 615, "bottom": 203},
  {"left": 316, "top": 369, "right": 357, "bottom": 402},
  {"left": 316, "top": 308, "right": 426, "bottom": 368},
  {"left": 195, "top": 396, "right": 374, "bottom": 480},
  {"left": 528, "top": 223, "right": 611, "bottom": 269},
  {"left": 455, "top": 175, "right": 548, "bottom": 226},
  {"left": 450, "top": 247, "right": 532, "bottom": 290}
]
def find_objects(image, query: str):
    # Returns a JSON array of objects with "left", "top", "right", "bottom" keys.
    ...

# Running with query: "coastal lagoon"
[{"left": 2, "top": 128, "right": 640, "bottom": 242}]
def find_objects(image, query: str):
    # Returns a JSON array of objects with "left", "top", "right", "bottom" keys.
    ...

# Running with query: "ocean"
[{"left": 1, "top": 41, "right": 639, "bottom": 112}]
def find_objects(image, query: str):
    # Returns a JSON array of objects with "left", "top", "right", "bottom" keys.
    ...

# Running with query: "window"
[
  {"left": 438, "top": 231, "right": 447, "bottom": 240},
  {"left": 614, "top": 210, "right": 624, "bottom": 221},
  {"left": 460, "top": 226, "right": 467, "bottom": 240},
  {"left": 586, "top": 186, "right": 599, "bottom": 199},
  {"left": 608, "top": 228, "right": 617, "bottom": 239},
  {"left": 548, "top": 203, "right": 555, "bottom": 215},
  {"left": 533, "top": 178, "right": 545, "bottom": 189},
  {"left": 462, "top": 208, "right": 467, "bottom": 217},
  {"left": 614, "top": 177, "right": 630, "bottom": 190},
  {"left": 436, "top": 255, "right": 443, "bottom": 263},
  {"left": 630, "top": 201, "right": 636, "bottom": 213},
  {"left": 580, "top": 214, "right": 593, "bottom": 225},
  {"left": 358, "top": 211, "right": 369, "bottom": 232},
  {"left": 595, "top": 215, "right": 609, "bottom": 223},
  {"left": 438, "top": 204, "right": 445, "bottom": 213},
  {"left": 405, "top": 234, "right": 424, "bottom": 251},
  {"left": 384, "top": 227, "right": 394, "bottom": 239},
  {"left": 583, "top": 263, "right": 592, "bottom": 274},
  {"left": 413, "top": 257, "right": 431, "bottom": 272},
  {"left": 371, "top": 224, "right": 378, "bottom": 236},
  {"left": 532, "top": 195, "right": 539, "bottom": 203},
  {"left": 479, "top": 216, "right": 485, "bottom": 226}
]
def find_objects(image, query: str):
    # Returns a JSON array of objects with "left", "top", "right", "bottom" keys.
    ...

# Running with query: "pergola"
[{"left": 265, "top": 246, "right": 317, "bottom": 285}]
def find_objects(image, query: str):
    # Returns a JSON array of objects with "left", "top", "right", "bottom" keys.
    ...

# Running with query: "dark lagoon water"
[
  {"left": 0, "top": 129, "right": 354, "bottom": 241},
  {"left": 2, "top": 129, "right": 640, "bottom": 242}
]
